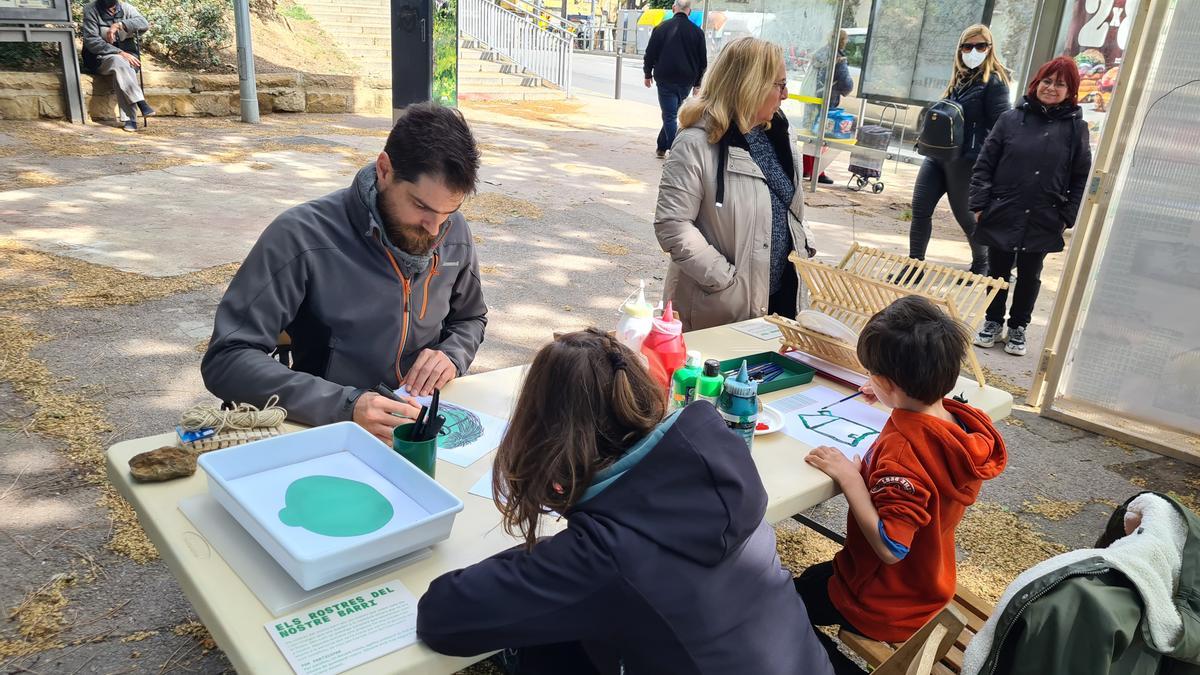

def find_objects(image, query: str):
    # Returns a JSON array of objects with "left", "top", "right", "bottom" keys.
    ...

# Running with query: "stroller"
[{"left": 846, "top": 104, "right": 898, "bottom": 194}]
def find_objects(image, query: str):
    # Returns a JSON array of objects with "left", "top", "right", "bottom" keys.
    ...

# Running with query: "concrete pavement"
[{"left": 0, "top": 92, "right": 1196, "bottom": 674}]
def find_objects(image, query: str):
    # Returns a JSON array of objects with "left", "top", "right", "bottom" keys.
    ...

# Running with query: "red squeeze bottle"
[{"left": 641, "top": 300, "right": 687, "bottom": 391}]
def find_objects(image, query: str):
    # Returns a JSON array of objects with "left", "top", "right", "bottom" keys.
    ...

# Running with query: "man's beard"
[{"left": 378, "top": 194, "right": 437, "bottom": 256}]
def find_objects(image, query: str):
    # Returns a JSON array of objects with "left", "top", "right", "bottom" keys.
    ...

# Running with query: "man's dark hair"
[
  {"left": 384, "top": 102, "right": 480, "bottom": 194},
  {"left": 856, "top": 296, "right": 969, "bottom": 405}
]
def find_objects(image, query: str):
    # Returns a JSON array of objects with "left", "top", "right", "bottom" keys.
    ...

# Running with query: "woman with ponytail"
[{"left": 416, "top": 329, "right": 835, "bottom": 675}]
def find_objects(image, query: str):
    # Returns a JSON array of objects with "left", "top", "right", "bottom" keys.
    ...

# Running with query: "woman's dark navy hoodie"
[{"left": 416, "top": 403, "right": 834, "bottom": 675}]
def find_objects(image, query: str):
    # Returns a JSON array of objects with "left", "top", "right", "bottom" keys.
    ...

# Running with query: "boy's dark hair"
[
  {"left": 857, "top": 296, "right": 969, "bottom": 405},
  {"left": 384, "top": 102, "right": 480, "bottom": 194}
]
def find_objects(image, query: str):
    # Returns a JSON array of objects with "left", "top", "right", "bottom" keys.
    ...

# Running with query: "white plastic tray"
[{"left": 197, "top": 422, "right": 463, "bottom": 590}]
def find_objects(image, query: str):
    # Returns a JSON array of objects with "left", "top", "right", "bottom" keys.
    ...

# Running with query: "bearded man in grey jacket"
[{"left": 202, "top": 104, "right": 488, "bottom": 443}]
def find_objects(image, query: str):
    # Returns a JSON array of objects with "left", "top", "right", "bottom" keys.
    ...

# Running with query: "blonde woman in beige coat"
[{"left": 654, "top": 36, "right": 815, "bottom": 331}]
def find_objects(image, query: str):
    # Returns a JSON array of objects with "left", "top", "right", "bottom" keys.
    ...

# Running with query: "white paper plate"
[
  {"left": 798, "top": 310, "right": 860, "bottom": 344},
  {"left": 755, "top": 406, "right": 784, "bottom": 436}
]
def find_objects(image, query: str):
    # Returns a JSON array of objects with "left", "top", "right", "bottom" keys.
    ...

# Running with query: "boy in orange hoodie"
[{"left": 796, "top": 296, "right": 1007, "bottom": 657}]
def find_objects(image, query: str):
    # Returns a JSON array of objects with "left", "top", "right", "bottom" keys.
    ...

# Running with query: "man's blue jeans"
[{"left": 656, "top": 82, "right": 692, "bottom": 152}]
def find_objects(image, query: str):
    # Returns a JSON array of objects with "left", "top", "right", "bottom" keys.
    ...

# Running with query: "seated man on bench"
[{"left": 81, "top": 0, "right": 153, "bottom": 131}]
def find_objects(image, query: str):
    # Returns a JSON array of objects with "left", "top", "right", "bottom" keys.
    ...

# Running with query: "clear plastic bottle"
[{"left": 615, "top": 279, "right": 653, "bottom": 352}]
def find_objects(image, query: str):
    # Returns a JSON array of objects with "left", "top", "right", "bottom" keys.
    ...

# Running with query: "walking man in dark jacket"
[
  {"left": 81, "top": 0, "right": 153, "bottom": 132},
  {"left": 202, "top": 103, "right": 487, "bottom": 443},
  {"left": 643, "top": 0, "right": 706, "bottom": 158}
]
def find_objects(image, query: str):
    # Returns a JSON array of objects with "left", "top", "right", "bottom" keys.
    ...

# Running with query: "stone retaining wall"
[{"left": 0, "top": 70, "right": 391, "bottom": 121}]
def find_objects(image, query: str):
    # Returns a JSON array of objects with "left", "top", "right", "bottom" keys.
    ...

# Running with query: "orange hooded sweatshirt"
[{"left": 828, "top": 399, "right": 1007, "bottom": 642}]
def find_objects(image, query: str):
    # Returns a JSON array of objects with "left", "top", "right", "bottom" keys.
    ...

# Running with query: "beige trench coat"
[{"left": 654, "top": 118, "right": 816, "bottom": 331}]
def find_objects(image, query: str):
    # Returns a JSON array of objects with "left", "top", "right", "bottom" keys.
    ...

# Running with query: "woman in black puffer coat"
[
  {"left": 969, "top": 56, "right": 1092, "bottom": 357},
  {"left": 907, "top": 24, "right": 1012, "bottom": 275}
]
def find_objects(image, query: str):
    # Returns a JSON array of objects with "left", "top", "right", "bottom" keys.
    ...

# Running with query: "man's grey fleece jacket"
[{"left": 201, "top": 166, "right": 487, "bottom": 426}]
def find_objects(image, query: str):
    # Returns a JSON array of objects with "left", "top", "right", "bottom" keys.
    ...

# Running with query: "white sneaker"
[
  {"left": 1004, "top": 325, "right": 1027, "bottom": 356},
  {"left": 975, "top": 320, "right": 1003, "bottom": 348}
]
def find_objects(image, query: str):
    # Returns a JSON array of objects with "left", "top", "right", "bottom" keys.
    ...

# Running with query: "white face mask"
[{"left": 962, "top": 49, "right": 988, "bottom": 70}]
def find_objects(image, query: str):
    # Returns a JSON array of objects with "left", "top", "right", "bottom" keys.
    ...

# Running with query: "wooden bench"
[
  {"left": 838, "top": 584, "right": 993, "bottom": 673},
  {"left": 792, "top": 514, "right": 996, "bottom": 673},
  {"left": 867, "top": 605, "right": 967, "bottom": 675}
]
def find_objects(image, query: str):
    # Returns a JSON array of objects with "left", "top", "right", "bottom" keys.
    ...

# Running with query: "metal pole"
[
  {"left": 233, "top": 0, "right": 260, "bottom": 124},
  {"left": 809, "top": 0, "right": 847, "bottom": 192},
  {"left": 615, "top": 47, "right": 623, "bottom": 99}
]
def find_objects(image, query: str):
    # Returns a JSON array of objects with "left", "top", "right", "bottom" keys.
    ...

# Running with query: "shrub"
[
  {"left": 71, "top": 0, "right": 231, "bottom": 67},
  {"left": 0, "top": 43, "right": 59, "bottom": 71},
  {"left": 139, "top": 0, "right": 231, "bottom": 66}
]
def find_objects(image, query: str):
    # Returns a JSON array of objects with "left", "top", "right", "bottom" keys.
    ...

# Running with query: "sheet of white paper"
[
  {"left": 393, "top": 386, "right": 433, "bottom": 407},
  {"left": 469, "top": 467, "right": 560, "bottom": 516},
  {"left": 265, "top": 579, "right": 417, "bottom": 675},
  {"left": 782, "top": 351, "right": 870, "bottom": 388},
  {"left": 391, "top": 392, "right": 508, "bottom": 468},
  {"left": 432, "top": 403, "right": 508, "bottom": 467},
  {"left": 729, "top": 319, "right": 782, "bottom": 341},
  {"left": 780, "top": 385, "right": 890, "bottom": 459},
  {"left": 468, "top": 469, "right": 494, "bottom": 501}
]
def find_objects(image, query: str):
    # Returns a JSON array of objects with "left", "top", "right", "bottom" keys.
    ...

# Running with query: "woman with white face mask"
[{"left": 907, "top": 24, "right": 1011, "bottom": 275}]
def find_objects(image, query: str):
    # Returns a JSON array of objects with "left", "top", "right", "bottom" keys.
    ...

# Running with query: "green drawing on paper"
[
  {"left": 278, "top": 475, "right": 393, "bottom": 537},
  {"left": 797, "top": 410, "right": 880, "bottom": 448},
  {"left": 437, "top": 403, "right": 485, "bottom": 450}
]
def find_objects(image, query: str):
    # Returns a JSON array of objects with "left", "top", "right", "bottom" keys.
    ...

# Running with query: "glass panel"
[
  {"left": 434, "top": 0, "right": 459, "bottom": 107},
  {"left": 1055, "top": 0, "right": 1141, "bottom": 149},
  {"left": 703, "top": 0, "right": 840, "bottom": 137},
  {"left": 0, "top": 0, "right": 69, "bottom": 22},
  {"left": 1059, "top": 1, "right": 1200, "bottom": 436},
  {"left": 0, "top": 0, "right": 55, "bottom": 8},
  {"left": 989, "top": 0, "right": 1040, "bottom": 101},
  {"left": 859, "top": 0, "right": 991, "bottom": 104}
]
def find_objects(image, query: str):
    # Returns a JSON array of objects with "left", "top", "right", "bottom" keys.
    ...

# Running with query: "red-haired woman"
[{"left": 969, "top": 56, "right": 1092, "bottom": 356}]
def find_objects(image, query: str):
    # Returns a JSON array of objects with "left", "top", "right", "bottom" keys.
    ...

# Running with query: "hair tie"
[{"left": 608, "top": 351, "right": 627, "bottom": 371}]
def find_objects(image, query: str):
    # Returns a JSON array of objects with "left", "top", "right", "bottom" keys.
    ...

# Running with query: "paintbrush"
[
  {"left": 423, "top": 415, "right": 445, "bottom": 442},
  {"left": 422, "top": 389, "right": 441, "bottom": 441},
  {"left": 818, "top": 390, "right": 864, "bottom": 411},
  {"left": 411, "top": 405, "right": 428, "bottom": 438},
  {"left": 375, "top": 383, "right": 417, "bottom": 419}
]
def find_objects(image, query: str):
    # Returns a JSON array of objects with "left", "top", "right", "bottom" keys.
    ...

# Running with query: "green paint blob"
[{"left": 278, "top": 475, "right": 394, "bottom": 537}]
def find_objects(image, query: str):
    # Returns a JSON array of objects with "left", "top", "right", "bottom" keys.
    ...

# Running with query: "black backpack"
[{"left": 917, "top": 97, "right": 965, "bottom": 161}]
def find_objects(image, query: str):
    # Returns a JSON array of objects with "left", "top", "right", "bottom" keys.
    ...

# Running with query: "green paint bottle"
[
  {"left": 671, "top": 350, "right": 703, "bottom": 409},
  {"left": 696, "top": 359, "right": 724, "bottom": 407},
  {"left": 717, "top": 361, "right": 759, "bottom": 449}
]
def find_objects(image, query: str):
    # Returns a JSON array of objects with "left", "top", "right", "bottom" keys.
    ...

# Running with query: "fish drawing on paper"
[{"left": 437, "top": 403, "right": 486, "bottom": 449}]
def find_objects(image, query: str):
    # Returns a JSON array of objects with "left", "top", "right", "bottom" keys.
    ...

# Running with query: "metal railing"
[
  {"left": 495, "top": 0, "right": 580, "bottom": 38},
  {"left": 461, "top": 0, "right": 573, "bottom": 94}
]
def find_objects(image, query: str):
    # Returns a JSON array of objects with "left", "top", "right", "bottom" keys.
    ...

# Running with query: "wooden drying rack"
[{"left": 766, "top": 243, "right": 1010, "bottom": 387}]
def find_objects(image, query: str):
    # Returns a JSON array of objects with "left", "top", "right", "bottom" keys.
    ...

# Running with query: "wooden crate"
[{"left": 767, "top": 244, "right": 1009, "bottom": 387}]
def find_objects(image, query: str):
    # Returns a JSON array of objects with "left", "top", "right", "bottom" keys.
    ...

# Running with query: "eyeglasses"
[
  {"left": 1038, "top": 78, "right": 1069, "bottom": 90},
  {"left": 772, "top": 80, "right": 788, "bottom": 94},
  {"left": 960, "top": 42, "right": 991, "bottom": 52}
]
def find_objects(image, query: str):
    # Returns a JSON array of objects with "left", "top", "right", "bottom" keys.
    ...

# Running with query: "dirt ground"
[{"left": 0, "top": 94, "right": 1197, "bottom": 674}]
